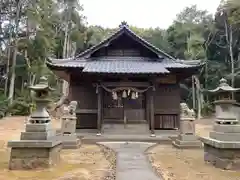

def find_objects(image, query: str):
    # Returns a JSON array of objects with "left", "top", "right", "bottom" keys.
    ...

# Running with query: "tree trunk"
[
  {"left": 192, "top": 76, "right": 196, "bottom": 109},
  {"left": 204, "top": 60, "right": 208, "bottom": 102},
  {"left": 193, "top": 76, "right": 201, "bottom": 119},
  {"left": 61, "top": 21, "right": 69, "bottom": 98},
  {"left": 62, "top": 30, "right": 69, "bottom": 96},
  {"left": 8, "top": 1, "right": 21, "bottom": 105},
  {"left": 54, "top": 9, "right": 71, "bottom": 109},
  {"left": 223, "top": 19, "right": 234, "bottom": 99},
  {"left": 4, "top": 37, "right": 11, "bottom": 96},
  {"left": 229, "top": 25, "right": 234, "bottom": 99}
]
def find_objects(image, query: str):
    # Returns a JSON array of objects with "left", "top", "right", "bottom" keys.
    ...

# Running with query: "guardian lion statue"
[
  {"left": 180, "top": 103, "right": 195, "bottom": 118},
  {"left": 62, "top": 101, "right": 78, "bottom": 117},
  {"left": 68, "top": 101, "right": 78, "bottom": 116}
]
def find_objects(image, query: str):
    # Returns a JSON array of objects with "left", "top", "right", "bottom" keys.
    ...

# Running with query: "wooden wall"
[
  {"left": 70, "top": 81, "right": 98, "bottom": 129},
  {"left": 103, "top": 90, "right": 146, "bottom": 123},
  {"left": 153, "top": 84, "right": 180, "bottom": 129},
  {"left": 91, "top": 33, "right": 158, "bottom": 58},
  {"left": 69, "top": 74, "right": 181, "bottom": 130}
]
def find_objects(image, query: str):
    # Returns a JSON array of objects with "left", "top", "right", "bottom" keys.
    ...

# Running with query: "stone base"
[
  {"left": 209, "top": 131, "right": 240, "bottom": 141},
  {"left": 61, "top": 134, "right": 81, "bottom": 149},
  {"left": 200, "top": 137, "right": 240, "bottom": 170},
  {"left": 21, "top": 130, "right": 56, "bottom": 140},
  {"left": 8, "top": 140, "right": 61, "bottom": 170},
  {"left": 172, "top": 138, "right": 202, "bottom": 149},
  {"left": 172, "top": 134, "right": 202, "bottom": 149},
  {"left": 203, "top": 144, "right": 240, "bottom": 170}
]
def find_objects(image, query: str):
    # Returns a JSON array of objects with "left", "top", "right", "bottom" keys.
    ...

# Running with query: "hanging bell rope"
[
  {"left": 122, "top": 90, "right": 127, "bottom": 98},
  {"left": 112, "top": 92, "right": 118, "bottom": 100},
  {"left": 131, "top": 92, "right": 136, "bottom": 99},
  {"left": 127, "top": 89, "right": 131, "bottom": 96}
]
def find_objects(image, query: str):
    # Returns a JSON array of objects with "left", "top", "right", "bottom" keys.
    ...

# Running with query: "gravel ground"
[
  {"left": 0, "top": 116, "right": 116, "bottom": 180},
  {"left": 147, "top": 119, "right": 240, "bottom": 180},
  {"left": 99, "top": 145, "right": 116, "bottom": 180},
  {"left": 148, "top": 145, "right": 240, "bottom": 180}
]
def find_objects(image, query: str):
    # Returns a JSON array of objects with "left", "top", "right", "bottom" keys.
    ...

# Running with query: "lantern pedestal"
[
  {"left": 8, "top": 123, "right": 62, "bottom": 170},
  {"left": 200, "top": 100, "right": 240, "bottom": 170},
  {"left": 200, "top": 136, "right": 240, "bottom": 170},
  {"left": 7, "top": 76, "right": 62, "bottom": 170}
]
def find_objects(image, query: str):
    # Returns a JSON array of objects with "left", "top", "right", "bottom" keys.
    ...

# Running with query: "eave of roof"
[
  {"left": 47, "top": 56, "right": 87, "bottom": 68},
  {"left": 46, "top": 56, "right": 203, "bottom": 74}
]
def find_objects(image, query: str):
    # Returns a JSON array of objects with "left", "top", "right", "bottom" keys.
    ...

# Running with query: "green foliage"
[
  {"left": 0, "top": 90, "right": 8, "bottom": 118},
  {"left": 8, "top": 99, "right": 31, "bottom": 116},
  {"left": 184, "top": 34, "right": 205, "bottom": 59},
  {"left": 201, "top": 102, "right": 214, "bottom": 116},
  {"left": 1, "top": 0, "right": 240, "bottom": 119}
]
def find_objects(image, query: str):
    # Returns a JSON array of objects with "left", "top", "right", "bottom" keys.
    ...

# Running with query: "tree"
[
  {"left": 176, "top": 5, "right": 213, "bottom": 24},
  {"left": 7, "top": 0, "right": 21, "bottom": 105},
  {"left": 167, "top": 5, "right": 214, "bottom": 118},
  {"left": 214, "top": 0, "right": 240, "bottom": 98},
  {"left": 53, "top": 0, "right": 88, "bottom": 109}
]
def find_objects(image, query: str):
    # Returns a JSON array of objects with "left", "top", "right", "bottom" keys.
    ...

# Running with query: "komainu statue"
[
  {"left": 62, "top": 101, "right": 78, "bottom": 117},
  {"left": 61, "top": 100, "right": 80, "bottom": 149},
  {"left": 61, "top": 101, "right": 78, "bottom": 135},
  {"left": 68, "top": 101, "right": 78, "bottom": 116},
  {"left": 180, "top": 103, "right": 195, "bottom": 118}
]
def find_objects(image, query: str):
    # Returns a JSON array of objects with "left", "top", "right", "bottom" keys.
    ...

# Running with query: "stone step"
[
  {"left": 80, "top": 135, "right": 173, "bottom": 144},
  {"left": 102, "top": 124, "right": 150, "bottom": 135}
]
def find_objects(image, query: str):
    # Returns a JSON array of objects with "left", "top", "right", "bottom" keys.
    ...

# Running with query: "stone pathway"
[{"left": 99, "top": 142, "right": 161, "bottom": 180}]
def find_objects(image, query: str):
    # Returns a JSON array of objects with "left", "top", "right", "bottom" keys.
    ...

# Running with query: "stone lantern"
[
  {"left": 8, "top": 76, "right": 62, "bottom": 170},
  {"left": 208, "top": 78, "right": 239, "bottom": 125},
  {"left": 200, "top": 78, "right": 240, "bottom": 170},
  {"left": 28, "top": 76, "right": 54, "bottom": 124}
]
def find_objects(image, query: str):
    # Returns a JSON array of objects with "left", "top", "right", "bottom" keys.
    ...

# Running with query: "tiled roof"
[
  {"left": 82, "top": 60, "right": 169, "bottom": 74},
  {"left": 47, "top": 57, "right": 86, "bottom": 68},
  {"left": 161, "top": 59, "right": 202, "bottom": 68},
  {"left": 46, "top": 56, "right": 203, "bottom": 74}
]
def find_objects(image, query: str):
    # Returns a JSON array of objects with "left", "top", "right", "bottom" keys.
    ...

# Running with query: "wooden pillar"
[
  {"left": 150, "top": 86, "right": 155, "bottom": 137},
  {"left": 146, "top": 91, "right": 150, "bottom": 125},
  {"left": 97, "top": 85, "right": 102, "bottom": 136}
]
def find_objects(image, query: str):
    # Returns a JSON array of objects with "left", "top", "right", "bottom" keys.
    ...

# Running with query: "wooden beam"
[
  {"left": 146, "top": 91, "right": 150, "bottom": 127},
  {"left": 100, "top": 81, "right": 150, "bottom": 87},
  {"left": 150, "top": 88, "right": 155, "bottom": 136},
  {"left": 76, "top": 109, "right": 97, "bottom": 114}
]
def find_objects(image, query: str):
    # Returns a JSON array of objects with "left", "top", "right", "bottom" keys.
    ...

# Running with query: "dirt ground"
[
  {"left": 148, "top": 119, "right": 240, "bottom": 180},
  {"left": 195, "top": 118, "right": 214, "bottom": 137},
  {"left": 0, "top": 116, "right": 116, "bottom": 180}
]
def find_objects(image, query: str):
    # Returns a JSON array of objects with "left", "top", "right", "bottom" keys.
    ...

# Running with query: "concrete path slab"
[{"left": 99, "top": 142, "right": 161, "bottom": 180}]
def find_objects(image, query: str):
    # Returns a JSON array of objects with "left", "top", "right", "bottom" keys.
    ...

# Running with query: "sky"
[{"left": 80, "top": 0, "right": 222, "bottom": 29}]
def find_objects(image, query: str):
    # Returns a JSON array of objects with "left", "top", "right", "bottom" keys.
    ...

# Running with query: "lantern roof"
[
  {"left": 207, "top": 78, "right": 240, "bottom": 93},
  {"left": 29, "top": 76, "right": 54, "bottom": 91}
]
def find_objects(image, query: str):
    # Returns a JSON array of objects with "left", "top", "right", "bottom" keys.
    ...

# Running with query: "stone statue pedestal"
[
  {"left": 61, "top": 115, "right": 80, "bottom": 149},
  {"left": 172, "top": 117, "right": 202, "bottom": 149},
  {"left": 8, "top": 123, "right": 62, "bottom": 170}
]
